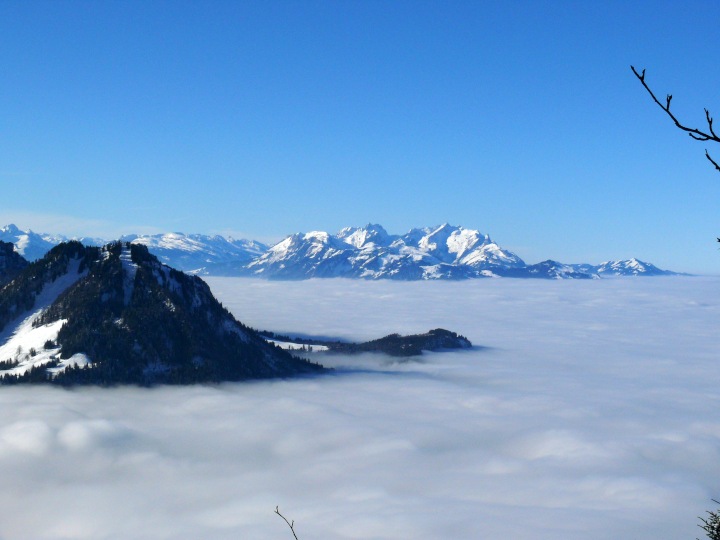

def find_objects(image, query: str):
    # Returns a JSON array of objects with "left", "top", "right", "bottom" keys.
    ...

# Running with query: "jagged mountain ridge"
[
  {"left": 245, "top": 223, "right": 529, "bottom": 280},
  {"left": 0, "top": 223, "right": 681, "bottom": 280},
  {"left": 0, "top": 241, "right": 323, "bottom": 384}
]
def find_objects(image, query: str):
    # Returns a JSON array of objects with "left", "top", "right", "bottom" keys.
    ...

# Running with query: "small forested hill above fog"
[
  {"left": 1, "top": 223, "right": 683, "bottom": 280},
  {"left": 264, "top": 328, "right": 473, "bottom": 357},
  {"left": 0, "top": 241, "right": 323, "bottom": 385}
]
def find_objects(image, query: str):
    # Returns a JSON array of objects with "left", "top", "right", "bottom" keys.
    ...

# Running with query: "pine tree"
[{"left": 699, "top": 500, "right": 720, "bottom": 540}]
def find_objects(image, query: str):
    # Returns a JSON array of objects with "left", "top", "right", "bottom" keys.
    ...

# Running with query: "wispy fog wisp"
[{"left": 0, "top": 277, "right": 718, "bottom": 539}]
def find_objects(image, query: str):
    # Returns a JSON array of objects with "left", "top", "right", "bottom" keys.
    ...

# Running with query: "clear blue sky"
[{"left": 1, "top": 0, "right": 719, "bottom": 273}]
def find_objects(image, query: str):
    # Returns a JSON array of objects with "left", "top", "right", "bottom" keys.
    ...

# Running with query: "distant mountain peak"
[
  {"left": 338, "top": 223, "right": 393, "bottom": 249},
  {"left": 1, "top": 224, "right": 21, "bottom": 234}
]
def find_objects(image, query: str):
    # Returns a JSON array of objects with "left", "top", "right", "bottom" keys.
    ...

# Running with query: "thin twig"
[
  {"left": 706, "top": 150, "right": 720, "bottom": 172},
  {"left": 630, "top": 66, "right": 720, "bottom": 143},
  {"left": 275, "top": 506, "right": 300, "bottom": 540},
  {"left": 631, "top": 66, "right": 720, "bottom": 173}
]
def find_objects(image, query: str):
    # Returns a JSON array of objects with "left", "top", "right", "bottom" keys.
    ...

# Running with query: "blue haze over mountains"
[{"left": 0, "top": 223, "right": 680, "bottom": 280}]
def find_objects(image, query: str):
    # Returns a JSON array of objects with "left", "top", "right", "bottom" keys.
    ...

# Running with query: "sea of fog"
[{"left": 1, "top": 276, "right": 719, "bottom": 540}]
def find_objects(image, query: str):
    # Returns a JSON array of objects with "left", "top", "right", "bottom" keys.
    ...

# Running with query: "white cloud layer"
[{"left": 0, "top": 276, "right": 718, "bottom": 539}]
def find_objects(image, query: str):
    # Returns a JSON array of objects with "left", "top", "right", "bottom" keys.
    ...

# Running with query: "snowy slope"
[{"left": 0, "top": 256, "right": 90, "bottom": 377}]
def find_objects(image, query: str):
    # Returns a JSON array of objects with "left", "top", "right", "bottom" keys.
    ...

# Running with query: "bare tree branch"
[
  {"left": 707, "top": 150, "right": 720, "bottom": 173},
  {"left": 705, "top": 109, "right": 717, "bottom": 139},
  {"left": 631, "top": 66, "right": 720, "bottom": 171},
  {"left": 631, "top": 66, "right": 719, "bottom": 142},
  {"left": 275, "top": 506, "right": 300, "bottom": 540}
]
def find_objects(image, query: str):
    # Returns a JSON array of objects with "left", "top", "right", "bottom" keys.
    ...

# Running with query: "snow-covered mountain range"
[
  {"left": 0, "top": 223, "right": 681, "bottom": 280},
  {"left": 118, "top": 232, "right": 267, "bottom": 275},
  {"left": 246, "top": 224, "right": 527, "bottom": 279},
  {"left": 0, "top": 224, "right": 265, "bottom": 275},
  {"left": 0, "top": 223, "right": 103, "bottom": 262}
]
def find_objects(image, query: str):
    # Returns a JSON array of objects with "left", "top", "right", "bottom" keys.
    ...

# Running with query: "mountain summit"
[{"left": 0, "top": 242, "right": 323, "bottom": 385}]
